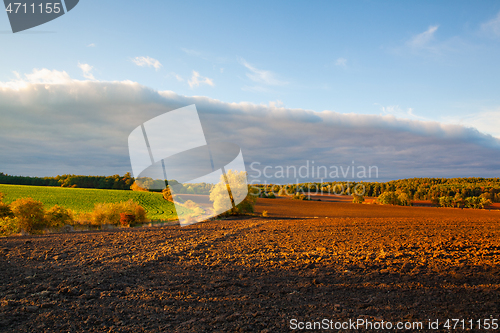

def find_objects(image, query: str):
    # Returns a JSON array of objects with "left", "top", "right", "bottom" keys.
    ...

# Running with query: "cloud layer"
[{"left": 1, "top": 69, "right": 500, "bottom": 181}]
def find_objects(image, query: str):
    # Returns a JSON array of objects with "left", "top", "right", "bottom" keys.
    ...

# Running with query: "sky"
[{"left": 1, "top": 1, "right": 500, "bottom": 182}]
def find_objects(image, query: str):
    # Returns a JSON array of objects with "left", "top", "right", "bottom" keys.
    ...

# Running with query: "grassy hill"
[{"left": 0, "top": 184, "right": 184, "bottom": 221}]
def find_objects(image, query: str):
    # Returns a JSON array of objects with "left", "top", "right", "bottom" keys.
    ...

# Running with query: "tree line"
[
  {"left": 2, "top": 171, "right": 499, "bottom": 207},
  {"left": 253, "top": 177, "right": 500, "bottom": 208},
  {"left": 0, "top": 172, "right": 134, "bottom": 190}
]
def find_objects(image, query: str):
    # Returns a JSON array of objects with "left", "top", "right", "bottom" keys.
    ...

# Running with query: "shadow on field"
[{"left": 1, "top": 216, "right": 500, "bottom": 332}]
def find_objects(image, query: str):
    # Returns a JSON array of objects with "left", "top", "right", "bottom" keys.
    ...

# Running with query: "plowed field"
[{"left": 1, "top": 198, "right": 499, "bottom": 332}]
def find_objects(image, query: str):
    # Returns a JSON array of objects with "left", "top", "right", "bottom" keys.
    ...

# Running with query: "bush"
[
  {"left": 0, "top": 192, "right": 13, "bottom": 220},
  {"left": 90, "top": 200, "right": 147, "bottom": 226},
  {"left": 465, "top": 196, "right": 491, "bottom": 209},
  {"left": 75, "top": 211, "right": 92, "bottom": 225},
  {"left": 278, "top": 187, "right": 290, "bottom": 197},
  {"left": 292, "top": 193, "right": 310, "bottom": 200},
  {"left": 397, "top": 193, "right": 411, "bottom": 206},
  {"left": 0, "top": 191, "right": 16, "bottom": 236},
  {"left": 235, "top": 186, "right": 258, "bottom": 214},
  {"left": 130, "top": 181, "right": 149, "bottom": 192},
  {"left": 0, "top": 202, "right": 13, "bottom": 220},
  {"left": 162, "top": 187, "right": 174, "bottom": 202},
  {"left": 260, "top": 192, "right": 276, "bottom": 199},
  {"left": 0, "top": 217, "right": 19, "bottom": 236},
  {"left": 377, "top": 191, "right": 400, "bottom": 205},
  {"left": 352, "top": 194, "right": 364, "bottom": 204},
  {"left": 10, "top": 198, "right": 46, "bottom": 233},
  {"left": 45, "top": 205, "right": 74, "bottom": 228}
]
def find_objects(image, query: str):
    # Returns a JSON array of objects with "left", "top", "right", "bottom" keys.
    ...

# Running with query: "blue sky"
[{"left": 1, "top": 1, "right": 500, "bottom": 181}]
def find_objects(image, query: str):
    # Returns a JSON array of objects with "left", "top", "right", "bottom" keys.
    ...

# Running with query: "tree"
[{"left": 210, "top": 170, "right": 256, "bottom": 216}]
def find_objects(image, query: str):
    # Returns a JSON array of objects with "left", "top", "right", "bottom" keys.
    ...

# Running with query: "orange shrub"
[
  {"left": 10, "top": 198, "right": 46, "bottom": 233},
  {"left": 45, "top": 205, "right": 74, "bottom": 228}
]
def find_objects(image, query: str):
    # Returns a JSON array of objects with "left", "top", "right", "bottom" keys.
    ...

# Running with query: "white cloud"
[
  {"left": 77, "top": 62, "right": 95, "bottom": 80},
  {"left": 188, "top": 71, "right": 214, "bottom": 88},
  {"left": 0, "top": 68, "right": 71, "bottom": 89},
  {"left": 1, "top": 69, "right": 500, "bottom": 180},
  {"left": 444, "top": 109, "right": 500, "bottom": 139},
  {"left": 481, "top": 11, "right": 500, "bottom": 37},
  {"left": 335, "top": 58, "right": 347, "bottom": 67},
  {"left": 132, "top": 56, "right": 162, "bottom": 70},
  {"left": 376, "top": 104, "right": 427, "bottom": 121},
  {"left": 24, "top": 69, "right": 71, "bottom": 84},
  {"left": 240, "top": 59, "right": 288, "bottom": 86},
  {"left": 407, "top": 25, "right": 439, "bottom": 49},
  {"left": 87, "top": 43, "right": 96, "bottom": 47}
]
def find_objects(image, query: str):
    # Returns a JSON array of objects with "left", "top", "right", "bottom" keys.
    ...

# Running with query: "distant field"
[
  {"left": 0, "top": 184, "right": 185, "bottom": 221},
  {"left": 255, "top": 195, "right": 500, "bottom": 219}
]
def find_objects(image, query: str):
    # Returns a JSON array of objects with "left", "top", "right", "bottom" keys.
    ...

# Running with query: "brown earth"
[{"left": 1, "top": 198, "right": 500, "bottom": 332}]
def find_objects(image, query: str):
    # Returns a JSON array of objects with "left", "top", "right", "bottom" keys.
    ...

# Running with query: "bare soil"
[{"left": 1, "top": 198, "right": 499, "bottom": 332}]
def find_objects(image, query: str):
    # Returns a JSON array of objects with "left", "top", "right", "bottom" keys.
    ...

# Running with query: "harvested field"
[
  {"left": 256, "top": 196, "right": 500, "bottom": 219},
  {"left": 1, "top": 199, "right": 499, "bottom": 332}
]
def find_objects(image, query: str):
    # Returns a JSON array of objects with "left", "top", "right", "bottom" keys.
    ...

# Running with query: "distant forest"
[
  {"left": 364, "top": 177, "right": 500, "bottom": 201},
  {"left": 2, "top": 172, "right": 500, "bottom": 206},
  {"left": 0, "top": 172, "right": 134, "bottom": 190},
  {"left": 255, "top": 177, "right": 500, "bottom": 207},
  {"left": 0, "top": 172, "right": 212, "bottom": 195}
]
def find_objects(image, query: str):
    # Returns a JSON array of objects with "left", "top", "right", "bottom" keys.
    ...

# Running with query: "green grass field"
[{"left": 0, "top": 184, "right": 186, "bottom": 221}]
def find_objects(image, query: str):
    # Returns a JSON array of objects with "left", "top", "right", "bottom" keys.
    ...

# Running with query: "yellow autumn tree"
[{"left": 209, "top": 170, "right": 256, "bottom": 216}]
